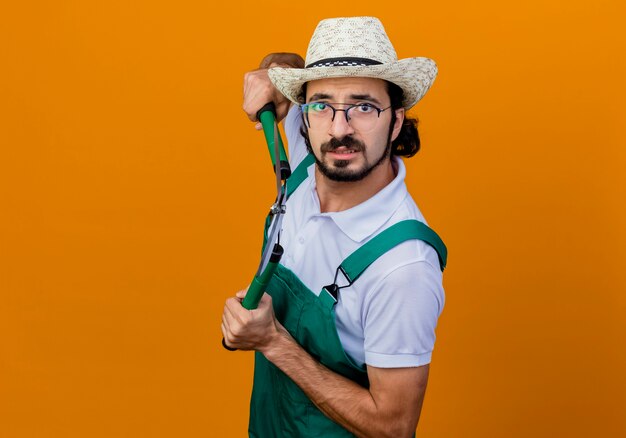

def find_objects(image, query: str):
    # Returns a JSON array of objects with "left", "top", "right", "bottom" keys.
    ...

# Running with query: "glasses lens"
[
  {"left": 346, "top": 104, "right": 380, "bottom": 133},
  {"left": 303, "top": 102, "right": 331, "bottom": 128}
]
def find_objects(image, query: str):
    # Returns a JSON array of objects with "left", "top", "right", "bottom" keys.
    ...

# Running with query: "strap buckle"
[{"left": 322, "top": 265, "right": 353, "bottom": 302}]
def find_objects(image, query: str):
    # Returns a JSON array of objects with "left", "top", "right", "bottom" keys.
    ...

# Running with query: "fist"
[
  {"left": 243, "top": 52, "right": 304, "bottom": 130},
  {"left": 221, "top": 290, "right": 279, "bottom": 352}
]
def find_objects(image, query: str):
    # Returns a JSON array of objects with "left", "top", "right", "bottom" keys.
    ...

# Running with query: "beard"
[{"left": 306, "top": 133, "right": 393, "bottom": 182}]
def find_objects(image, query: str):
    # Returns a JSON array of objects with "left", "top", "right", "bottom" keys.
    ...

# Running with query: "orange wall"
[{"left": 1, "top": 1, "right": 624, "bottom": 437}]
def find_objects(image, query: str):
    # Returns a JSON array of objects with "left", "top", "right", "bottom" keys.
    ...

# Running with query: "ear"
[{"left": 390, "top": 108, "right": 405, "bottom": 142}]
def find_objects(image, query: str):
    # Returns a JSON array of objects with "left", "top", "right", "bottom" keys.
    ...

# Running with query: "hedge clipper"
[{"left": 222, "top": 102, "right": 291, "bottom": 351}]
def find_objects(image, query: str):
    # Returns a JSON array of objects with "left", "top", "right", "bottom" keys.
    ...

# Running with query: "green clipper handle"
[
  {"left": 256, "top": 103, "right": 291, "bottom": 180},
  {"left": 242, "top": 244, "right": 283, "bottom": 310},
  {"left": 222, "top": 244, "right": 284, "bottom": 352}
]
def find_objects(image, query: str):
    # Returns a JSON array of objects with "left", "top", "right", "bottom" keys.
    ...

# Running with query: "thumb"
[{"left": 235, "top": 288, "right": 248, "bottom": 299}]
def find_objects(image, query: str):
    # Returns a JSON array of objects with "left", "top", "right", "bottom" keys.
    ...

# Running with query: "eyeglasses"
[{"left": 301, "top": 102, "right": 392, "bottom": 133}]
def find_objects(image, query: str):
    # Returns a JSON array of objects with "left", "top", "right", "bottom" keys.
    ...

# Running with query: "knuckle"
[
  {"left": 229, "top": 320, "right": 241, "bottom": 336},
  {"left": 240, "top": 312, "right": 252, "bottom": 325}
]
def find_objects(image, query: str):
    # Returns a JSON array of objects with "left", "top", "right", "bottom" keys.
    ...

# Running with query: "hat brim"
[{"left": 268, "top": 57, "right": 437, "bottom": 110}]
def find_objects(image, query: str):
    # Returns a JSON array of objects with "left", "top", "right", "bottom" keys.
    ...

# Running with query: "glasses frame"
[{"left": 300, "top": 102, "right": 392, "bottom": 130}]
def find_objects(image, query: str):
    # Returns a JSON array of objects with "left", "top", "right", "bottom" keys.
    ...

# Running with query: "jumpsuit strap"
[
  {"left": 286, "top": 153, "right": 315, "bottom": 199},
  {"left": 322, "top": 220, "right": 448, "bottom": 303}
]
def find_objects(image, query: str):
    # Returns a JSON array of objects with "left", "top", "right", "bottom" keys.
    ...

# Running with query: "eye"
[
  {"left": 354, "top": 103, "right": 375, "bottom": 113},
  {"left": 309, "top": 102, "right": 328, "bottom": 112}
]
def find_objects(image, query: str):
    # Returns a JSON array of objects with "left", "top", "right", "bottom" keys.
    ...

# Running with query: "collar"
[{"left": 307, "top": 156, "right": 409, "bottom": 243}]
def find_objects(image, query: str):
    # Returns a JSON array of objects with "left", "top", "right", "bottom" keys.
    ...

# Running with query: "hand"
[
  {"left": 243, "top": 52, "right": 304, "bottom": 130},
  {"left": 221, "top": 289, "right": 281, "bottom": 352},
  {"left": 258, "top": 52, "right": 304, "bottom": 70}
]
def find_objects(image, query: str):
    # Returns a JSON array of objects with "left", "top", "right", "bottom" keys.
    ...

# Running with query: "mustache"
[{"left": 320, "top": 136, "right": 365, "bottom": 153}]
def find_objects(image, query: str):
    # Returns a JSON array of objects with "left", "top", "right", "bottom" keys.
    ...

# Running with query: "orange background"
[{"left": 1, "top": 1, "right": 625, "bottom": 437}]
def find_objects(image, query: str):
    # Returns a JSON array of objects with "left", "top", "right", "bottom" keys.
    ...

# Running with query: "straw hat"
[{"left": 268, "top": 17, "right": 438, "bottom": 110}]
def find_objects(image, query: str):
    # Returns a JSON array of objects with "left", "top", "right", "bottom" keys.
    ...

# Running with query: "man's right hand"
[{"left": 243, "top": 52, "right": 304, "bottom": 130}]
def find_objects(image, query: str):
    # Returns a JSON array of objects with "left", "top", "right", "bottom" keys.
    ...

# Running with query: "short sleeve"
[
  {"left": 284, "top": 104, "right": 308, "bottom": 169},
  {"left": 362, "top": 259, "right": 445, "bottom": 368}
]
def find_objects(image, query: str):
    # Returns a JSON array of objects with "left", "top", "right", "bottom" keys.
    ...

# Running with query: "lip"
[{"left": 326, "top": 149, "right": 360, "bottom": 160}]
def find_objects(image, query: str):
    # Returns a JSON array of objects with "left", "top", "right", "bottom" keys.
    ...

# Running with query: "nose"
[{"left": 328, "top": 109, "right": 355, "bottom": 139}]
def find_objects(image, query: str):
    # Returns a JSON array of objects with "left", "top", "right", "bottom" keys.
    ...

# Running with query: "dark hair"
[
  {"left": 297, "top": 81, "right": 421, "bottom": 157},
  {"left": 387, "top": 82, "right": 421, "bottom": 157}
]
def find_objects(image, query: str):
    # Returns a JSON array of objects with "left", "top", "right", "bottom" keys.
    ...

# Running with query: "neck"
[{"left": 315, "top": 158, "right": 396, "bottom": 213}]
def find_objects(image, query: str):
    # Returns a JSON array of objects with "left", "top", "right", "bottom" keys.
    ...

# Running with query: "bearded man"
[{"left": 222, "top": 16, "right": 448, "bottom": 438}]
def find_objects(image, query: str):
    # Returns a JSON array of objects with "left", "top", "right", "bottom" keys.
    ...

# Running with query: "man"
[{"left": 222, "top": 17, "right": 447, "bottom": 437}]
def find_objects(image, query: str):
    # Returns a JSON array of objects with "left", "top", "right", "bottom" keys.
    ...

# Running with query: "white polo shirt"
[{"left": 278, "top": 106, "right": 445, "bottom": 369}]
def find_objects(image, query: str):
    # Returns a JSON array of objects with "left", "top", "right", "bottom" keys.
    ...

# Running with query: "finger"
[
  {"left": 244, "top": 101, "right": 259, "bottom": 122},
  {"left": 242, "top": 72, "right": 261, "bottom": 122},
  {"left": 235, "top": 289, "right": 248, "bottom": 299},
  {"left": 221, "top": 322, "right": 236, "bottom": 349},
  {"left": 222, "top": 311, "right": 231, "bottom": 331},
  {"left": 222, "top": 299, "right": 245, "bottom": 331},
  {"left": 224, "top": 297, "right": 252, "bottom": 330},
  {"left": 222, "top": 307, "right": 242, "bottom": 340},
  {"left": 255, "top": 122, "right": 262, "bottom": 130},
  {"left": 224, "top": 297, "right": 241, "bottom": 314},
  {"left": 242, "top": 71, "right": 249, "bottom": 93},
  {"left": 223, "top": 298, "right": 242, "bottom": 323}
]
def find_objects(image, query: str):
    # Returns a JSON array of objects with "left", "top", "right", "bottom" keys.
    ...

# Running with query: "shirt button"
[{"left": 298, "top": 236, "right": 305, "bottom": 244}]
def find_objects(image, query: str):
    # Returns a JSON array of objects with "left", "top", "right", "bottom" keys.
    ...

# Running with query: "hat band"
[{"left": 306, "top": 57, "right": 383, "bottom": 68}]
